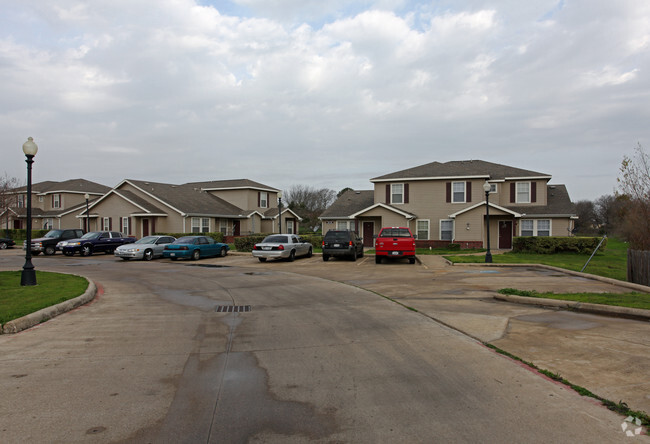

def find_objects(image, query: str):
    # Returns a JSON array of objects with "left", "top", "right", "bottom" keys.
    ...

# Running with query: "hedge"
[
  {"left": 234, "top": 233, "right": 324, "bottom": 252},
  {"left": 2, "top": 229, "right": 50, "bottom": 242},
  {"left": 154, "top": 232, "right": 225, "bottom": 243},
  {"left": 512, "top": 236, "right": 606, "bottom": 254}
]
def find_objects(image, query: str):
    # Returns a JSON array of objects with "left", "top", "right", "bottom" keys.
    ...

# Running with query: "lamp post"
[
  {"left": 84, "top": 193, "right": 90, "bottom": 232},
  {"left": 278, "top": 192, "right": 283, "bottom": 234},
  {"left": 21, "top": 137, "right": 38, "bottom": 286},
  {"left": 483, "top": 181, "right": 493, "bottom": 263}
]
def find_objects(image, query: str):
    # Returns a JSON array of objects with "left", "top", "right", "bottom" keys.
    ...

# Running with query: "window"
[
  {"left": 537, "top": 220, "right": 550, "bottom": 236},
  {"left": 391, "top": 183, "right": 404, "bottom": 204},
  {"left": 521, "top": 219, "right": 550, "bottom": 236},
  {"left": 220, "top": 219, "right": 228, "bottom": 235},
  {"left": 416, "top": 219, "right": 430, "bottom": 240},
  {"left": 192, "top": 217, "right": 210, "bottom": 233},
  {"left": 122, "top": 217, "right": 130, "bottom": 235},
  {"left": 53, "top": 194, "right": 61, "bottom": 209},
  {"left": 39, "top": 196, "right": 44, "bottom": 202},
  {"left": 260, "top": 192, "right": 268, "bottom": 208},
  {"left": 17, "top": 195, "right": 25, "bottom": 208},
  {"left": 336, "top": 220, "right": 348, "bottom": 230},
  {"left": 102, "top": 217, "right": 110, "bottom": 231},
  {"left": 440, "top": 219, "right": 454, "bottom": 241},
  {"left": 516, "top": 182, "right": 530, "bottom": 203},
  {"left": 43, "top": 218, "right": 53, "bottom": 230},
  {"left": 452, "top": 182, "right": 466, "bottom": 203},
  {"left": 286, "top": 219, "right": 294, "bottom": 234},
  {"left": 488, "top": 183, "right": 497, "bottom": 193}
]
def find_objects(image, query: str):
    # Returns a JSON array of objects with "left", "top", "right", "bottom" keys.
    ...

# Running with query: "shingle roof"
[
  {"left": 371, "top": 160, "right": 551, "bottom": 181},
  {"left": 127, "top": 180, "right": 246, "bottom": 216},
  {"left": 320, "top": 190, "right": 375, "bottom": 218},
  {"left": 506, "top": 185, "right": 576, "bottom": 216},
  {"left": 185, "top": 178, "right": 279, "bottom": 192},
  {"left": 14, "top": 179, "right": 110, "bottom": 194}
]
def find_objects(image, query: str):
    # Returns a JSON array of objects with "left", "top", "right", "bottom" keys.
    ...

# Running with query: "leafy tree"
[
  {"left": 284, "top": 185, "right": 336, "bottom": 231},
  {"left": 617, "top": 143, "right": 650, "bottom": 249}
]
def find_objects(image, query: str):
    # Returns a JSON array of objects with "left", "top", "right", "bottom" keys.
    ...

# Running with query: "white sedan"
[
  {"left": 114, "top": 235, "right": 176, "bottom": 261},
  {"left": 252, "top": 234, "right": 313, "bottom": 262}
]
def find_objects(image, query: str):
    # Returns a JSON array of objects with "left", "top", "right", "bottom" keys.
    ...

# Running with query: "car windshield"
[
  {"left": 174, "top": 236, "right": 196, "bottom": 244},
  {"left": 325, "top": 232, "right": 350, "bottom": 242},
  {"left": 81, "top": 232, "right": 101, "bottom": 239},
  {"left": 134, "top": 236, "right": 157, "bottom": 244},
  {"left": 262, "top": 235, "right": 288, "bottom": 243},
  {"left": 44, "top": 230, "right": 64, "bottom": 238},
  {"left": 380, "top": 228, "right": 411, "bottom": 237}
]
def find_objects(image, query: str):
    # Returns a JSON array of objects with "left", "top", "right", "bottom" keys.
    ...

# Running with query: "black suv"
[
  {"left": 27, "top": 229, "right": 85, "bottom": 255},
  {"left": 322, "top": 230, "right": 364, "bottom": 261}
]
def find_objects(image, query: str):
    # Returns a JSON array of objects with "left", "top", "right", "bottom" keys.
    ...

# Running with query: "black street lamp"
[
  {"left": 278, "top": 192, "right": 283, "bottom": 234},
  {"left": 84, "top": 193, "right": 90, "bottom": 232},
  {"left": 483, "top": 181, "right": 493, "bottom": 263},
  {"left": 21, "top": 137, "right": 38, "bottom": 286}
]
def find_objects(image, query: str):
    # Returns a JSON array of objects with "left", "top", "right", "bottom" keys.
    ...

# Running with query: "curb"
[{"left": 1, "top": 278, "right": 97, "bottom": 334}]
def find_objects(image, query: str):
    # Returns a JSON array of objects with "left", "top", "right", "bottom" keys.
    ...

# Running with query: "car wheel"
[
  {"left": 82, "top": 245, "right": 93, "bottom": 256},
  {"left": 288, "top": 250, "right": 296, "bottom": 262},
  {"left": 0, "top": 242, "right": 7, "bottom": 249},
  {"left": 63, "top": 250, "right": 74, "bottom": 256},
  {"left": 171, "top": 257, "right": 178, "bottom": 261},
  {"left": 219, "top": 246, "right": 227, "bottom": 257},
  {"left": 375, "top": 256, "right": 381, "bottom": 264},
  {"left": 323, "top": 254, "right": 329, "bottom": 262},
  {"left": 409, "top": 257, "right": 416, "bottom": 264},
  {"left": 32, "top": 251, "right": 41, "bottom": 256},
  {"left": 44, "top": 246, "right": 55, "bottom": 255},
  {"left": 306, "top": 247, "right": 313, "bottom": 258},
  {"left": 258, "top": 257, "right": 267, "bottom": 262},
  {"left": 143, "top": 249, "right": 154, "bottom": 261},
  {"left": 351, "top": 249, "right": 357, "bottom": 261},
  {"left": 359, "top": 247, "right": 364, "bottom": 258},
  {"left": 192, "top": 250, "right": 200, "bottom": 261}
]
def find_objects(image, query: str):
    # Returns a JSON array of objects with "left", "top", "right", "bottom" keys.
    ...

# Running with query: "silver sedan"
[
  {"left": 114, "top": 235, "right": 176, "bottom": 261},
  {"left": 252, "top": 234, "right": 313, "bottom": 262}
]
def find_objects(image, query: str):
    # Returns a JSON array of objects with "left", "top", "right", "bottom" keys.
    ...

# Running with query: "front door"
[
  {"left": 498, "top": 221, "right": 513, "bottom": 249},
  {"left": 363, "top": 222, "right": 374, "bottom": 247},
  {"left": 233, "top": 220, "right": 241, "bottom": 236},
  {"left": 143, "top": 219, "right": 149, "bottom": 237}
]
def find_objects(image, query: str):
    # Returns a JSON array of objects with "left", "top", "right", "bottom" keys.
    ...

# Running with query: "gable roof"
[
  {"left": 13, "top": 179, "right": 110, "bottom": 195},
  {"left": 507, "top": 184, "right": 576, "bottom": 216},
  {"left": 319, "top": 190, "right": 375, "bottom": 218},
  {"left": 371, "top": 160, "right": 551, "bottom": 182},
  {"left": 187, "top": 179, "right": 279, "bottom": 193}
]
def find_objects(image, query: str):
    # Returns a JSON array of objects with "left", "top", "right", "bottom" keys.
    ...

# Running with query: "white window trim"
[
  {"left": 440, "top": 219, "right": 454, "bottom": 241},
  {"left": 520, "top": 219, "right": 551, "bottom": 236},
  {"left": 516, "top": 182, "right": 531, "bottom": 204},
  {"left": 122, "top": 217, "right": 130, "bottom": 235},
  {"left": 336, "top": 220, "right": 349, "bottom": 230},
  {"left": 452, "top": 181, "right": 466, "bottom": 203},
  {"left": 489, "top": 183, "right": 497, "bottom": 193},
  {"left": 416, "top": 219, "right": 430, "bottom": 240},
  {"left": 102, "top": 217, "right": 110, "bottom": 231},
  {"left": 53, "top": 194, "right": 61, "bottom": 209},
  {"left": 260, "top": 192, "right": 268, "bottom": 209},
  {"left": 391, "top": 183, "right": 404, "bottom": 205}
]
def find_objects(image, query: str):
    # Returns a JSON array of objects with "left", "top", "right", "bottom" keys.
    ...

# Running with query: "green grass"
[
  {"left": 0, "top": 271, "right": 88, "bottom": 324},
  {"left": 445, "top": 238, "right": 628, "bottom": 281},
  {"left": 498, "top": 288, "right": 650, "bottom": 310}
]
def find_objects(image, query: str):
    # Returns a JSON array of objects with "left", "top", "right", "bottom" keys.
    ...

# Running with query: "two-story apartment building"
[
  {"left": 81, "top": 178, "right": 301, "bottom": 238},
  {"left": 2, "top": 179, "right": 110, "bottom": 231},
  {"left": 320, "top": 160, "right": 577, "bottom": 249}
]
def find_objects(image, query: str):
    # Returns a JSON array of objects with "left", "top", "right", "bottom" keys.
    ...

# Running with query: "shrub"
[
  {"left": 234, "top": 234, "right": 269, "bottom": 252},
  {"left": 447, "top": 243, "right": 461, "bottom": 251},
  {"left": 512, "top": 236, "right": 606, "bottom": 254}
]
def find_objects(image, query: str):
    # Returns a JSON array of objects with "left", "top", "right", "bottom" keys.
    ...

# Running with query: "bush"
[
  {"left": 447, "top": 243, "right": 461, "bottom": 251},
  {"left": 233, "top": 233, "right": 324, "bottom": 252},
  {"left": 512, "top": 236, "right": 606, "bottom": 254},
  {"left": 2, "top": 229, "right": 50, "bottom": 242},
  {"left": 155, "top": 232, "right": 225, "bottom": 243}
]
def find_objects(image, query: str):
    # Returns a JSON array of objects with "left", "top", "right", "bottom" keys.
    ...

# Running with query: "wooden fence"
[{"left": 628, "top": 249, "right": 650, "bottom": 286}]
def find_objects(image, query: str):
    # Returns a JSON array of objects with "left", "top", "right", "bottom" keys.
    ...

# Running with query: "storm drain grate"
[{"left": 215, "top": 305, "right": 252, "bottom": 313}]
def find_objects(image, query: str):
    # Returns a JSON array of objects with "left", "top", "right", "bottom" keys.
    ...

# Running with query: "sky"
[{"left": 1, "top": 0, "right": 648, "bottom": 201}]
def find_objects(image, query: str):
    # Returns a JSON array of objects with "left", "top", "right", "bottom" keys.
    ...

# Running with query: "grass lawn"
[
  {"left": 445, "top": 237, "right": 628, "bottom": 281},
  {"left": 498, "top": 288, "right": 650, "bottom": 310},
  {"left": 0, "top": 271, "right": 88, "bottom": 324}
]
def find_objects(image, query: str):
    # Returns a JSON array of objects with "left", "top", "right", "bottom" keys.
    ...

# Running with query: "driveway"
[{"left": 0, "top": 250, "right": 647, "bottom": 443}]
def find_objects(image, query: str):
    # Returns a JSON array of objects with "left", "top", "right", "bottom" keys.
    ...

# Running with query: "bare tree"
[
  {"left": 284, "top": 185, "right": 336, "bottom": 231},
  {"left": 0, "top": 173, "right": 22, "bottom": 233},
  {"left": 617, "top": 143, "right": 650, "bottom": 249},
  {"left": 573, "top": 200, "right": 598, "bottom": 235}
]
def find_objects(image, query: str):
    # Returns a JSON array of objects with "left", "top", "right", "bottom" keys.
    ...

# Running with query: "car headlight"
[{"left": 70, "top": 242, "right": 81, "bottom": 246}]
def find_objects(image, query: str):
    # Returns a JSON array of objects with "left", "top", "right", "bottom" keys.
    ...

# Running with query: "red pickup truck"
[{"left": 375, "top": 227, "right": 416, "bottom": 264}]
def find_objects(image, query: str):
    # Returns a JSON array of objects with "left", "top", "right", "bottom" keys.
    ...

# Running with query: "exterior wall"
[
  {"left": 207, "top": 189, "right": 279, "bottom": 213},
  {"left": 87, "top": 196, "right": 142, "bottom": 235}
]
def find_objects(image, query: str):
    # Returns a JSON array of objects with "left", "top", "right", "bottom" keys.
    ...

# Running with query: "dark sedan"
[{"left": 0, "top": 237, "right": 16, "bottom": 249}]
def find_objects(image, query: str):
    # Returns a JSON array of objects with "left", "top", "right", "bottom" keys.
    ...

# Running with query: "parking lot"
[{"left": 0, "top": 248, "right": 648, "bottom": 442}]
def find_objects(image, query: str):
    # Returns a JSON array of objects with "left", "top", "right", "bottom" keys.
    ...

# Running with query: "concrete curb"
[
  {"left": 494, "top": 294, "right": 650, "bottom": 321},
  {"left": 1, "top": 278, "right": 97, "bottom": 334}
]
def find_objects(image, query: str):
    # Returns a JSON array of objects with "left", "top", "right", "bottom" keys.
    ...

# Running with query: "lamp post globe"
[
  {"left": 21, "top": 137, "right": 38, "bottom": 286},
  {"left": 483, "top": 181, "right": 493, "bottom": 263}
]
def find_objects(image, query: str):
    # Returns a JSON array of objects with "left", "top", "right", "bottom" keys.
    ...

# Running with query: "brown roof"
[
  {"left": 506, "top": 185, "right": 576, "bottom": 216},
  {"left": 185, "top": 179, "right": 279, "bottom": 192},
  {"left": 320, "top": 190, "right": 375, "bottom": 218},
  {"left": 371, "top": 160, "right": 550, "bottom": 181},
  {"left": 14, "top": 179, "right": 110, "bottom": 195}
]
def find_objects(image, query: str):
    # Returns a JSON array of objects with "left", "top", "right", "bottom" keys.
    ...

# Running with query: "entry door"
[
  {"left": 498, "top": 221, "right": 513, "bottom": 249},
  {"left": 143, "top": 219, "right": 149, "bottom": 237},
  {"left": 233, "top": 220, "right": 241, "bottom": 236},
  {"left": 363, "top": 222, "right": 374, "bottom": 247}
]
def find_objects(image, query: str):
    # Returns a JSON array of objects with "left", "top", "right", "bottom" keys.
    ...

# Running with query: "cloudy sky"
[{"left": 1, "top": 0, "right": 648, "bottom": 201}]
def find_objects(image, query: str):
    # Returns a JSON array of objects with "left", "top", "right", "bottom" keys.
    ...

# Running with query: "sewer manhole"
[{"left": 215, "top": 305, "right": 251, "bottom": 313}]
